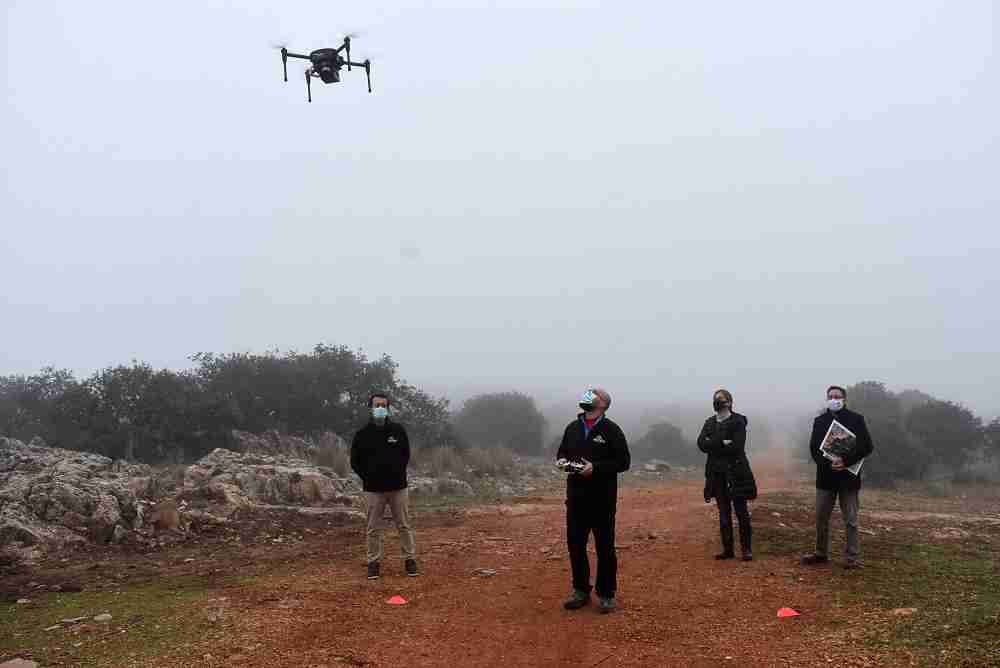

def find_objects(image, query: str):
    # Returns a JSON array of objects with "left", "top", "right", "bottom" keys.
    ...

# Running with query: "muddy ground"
[{"left": 3, "top": 462, "right": 999, "bottom": 667}]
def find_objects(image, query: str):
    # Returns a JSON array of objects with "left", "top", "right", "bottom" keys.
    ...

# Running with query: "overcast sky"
[{"left": 2, "top": 1, "right": 998, "bottom": 419}]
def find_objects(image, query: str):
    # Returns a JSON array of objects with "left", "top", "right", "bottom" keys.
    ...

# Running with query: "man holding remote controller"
[{"left": 556, "top": 387, "right": 631, "bottom": 614}]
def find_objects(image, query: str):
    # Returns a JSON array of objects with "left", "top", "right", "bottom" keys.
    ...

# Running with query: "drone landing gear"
[
  {"left": 305, "top": 68, "right": 312, "bottom": 103},
  {"left": 345, "top": 59, "right": 372, "bottom": 93}
]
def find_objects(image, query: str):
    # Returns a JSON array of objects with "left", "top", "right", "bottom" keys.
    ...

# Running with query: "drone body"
[{"left": 279, "top": 37, "right": 372, "bottom": 102}]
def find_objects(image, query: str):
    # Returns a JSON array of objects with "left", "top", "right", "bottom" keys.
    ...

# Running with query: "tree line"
[
  {"left": 629, "top": 381, "right": 1000, "bottom": 483},
  {"left": 0, "top": 346, "right": 460, "bottom": 463},
  {"left": 840, "top": 381, "right": 999, "bottom": 484},
  {"left": 2, "top": 356, "right": 997, "bottom": 482}
]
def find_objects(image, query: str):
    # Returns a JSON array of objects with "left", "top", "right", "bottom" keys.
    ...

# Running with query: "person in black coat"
[
  {"left": 556, "top": 387, "right": 631, "bottom": 614},
  {"left": 697, "top": 389, "right": 758, "bottom": 561},
  {"left": 801, "top": 385, "right": 874, "bottom": 569},
  {"left": 350, "top": 392, "right": 418, "bottom": 580}
]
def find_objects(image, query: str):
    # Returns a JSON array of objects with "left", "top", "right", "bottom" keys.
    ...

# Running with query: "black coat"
[
  {"left": 557, "top": 414, "right": 631, "bottom": 503},
  {"left": 350, "top": 419, "right": 411, "bottom": 493},
  {"left": 697, "top": 413, "right": 757, "bottom": 501},
  {"left": 809, "top": 408, "right": 874, "bottom": 491}
]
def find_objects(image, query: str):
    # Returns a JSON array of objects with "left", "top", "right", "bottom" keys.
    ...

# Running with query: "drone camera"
[
  {"left": 318, "top": 65, "right": 340, "bottom": 84},
  {"left": 310, "top": 49, "right": 342, "bottom": 84}
]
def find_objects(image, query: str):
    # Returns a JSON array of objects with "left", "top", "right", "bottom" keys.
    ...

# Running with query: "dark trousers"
[
  {"left": 712, "top": 473, "right": 752, "bottom": 554},
  {"left": 566, "top": 495, "right": 617, "bottom": 598}
]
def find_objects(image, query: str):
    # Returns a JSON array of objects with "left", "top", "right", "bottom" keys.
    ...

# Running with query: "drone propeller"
[{"left": 269, "top": 43, "right": 291, "bottom": 82}]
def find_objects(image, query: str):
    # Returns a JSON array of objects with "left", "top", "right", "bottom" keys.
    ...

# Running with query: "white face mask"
[{"left": 828, "top": 399, "right": 845, "bottom": 412}]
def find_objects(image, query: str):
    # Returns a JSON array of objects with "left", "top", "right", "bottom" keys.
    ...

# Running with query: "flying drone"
[{"left": 278, "top": 36, "right": 372, "bottom": 102}]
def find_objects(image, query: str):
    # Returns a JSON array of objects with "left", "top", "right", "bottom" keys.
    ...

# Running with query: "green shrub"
[
  {"left": 453, "top": 392, "right": 546, "bottom": 456},
  {"left": 465, "top": 446, "right": 516, "bottom": 477}
]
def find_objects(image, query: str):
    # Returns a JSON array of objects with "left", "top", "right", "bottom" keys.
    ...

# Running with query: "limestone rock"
[
  {"left": 182, "top": 448, "right": 359, "bottom": 515},
  {"left": 0, "top": 659, "right": 41, "bottom": 668},
  {"left": 1, "top": 437, "right": 146, "bottom": 553}
]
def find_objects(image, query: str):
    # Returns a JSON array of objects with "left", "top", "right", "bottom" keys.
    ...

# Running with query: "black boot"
[
  {"left": 715, "top": 526, "right": 735, "bottom": 559},
  {"left": 739, "top": 523, "right": 753, "bottom": 561},
  {"left": 563, "top": 589, "right": 590, "bottom": 610}
]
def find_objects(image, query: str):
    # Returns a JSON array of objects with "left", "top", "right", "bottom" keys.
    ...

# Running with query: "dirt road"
[{"left": 159, "top": 479, "right": 897, "bottom": 668}]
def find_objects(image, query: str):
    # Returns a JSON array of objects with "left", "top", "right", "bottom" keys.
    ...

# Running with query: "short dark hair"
[
  {"left": 826, "top": 385, "right": 847, "bottom": 399},
  {"left": 367, "top": 392, "right": 391, "bottom": 407},
  {"left": 714, "top": 388, "right": 734, "bottom": 405}
]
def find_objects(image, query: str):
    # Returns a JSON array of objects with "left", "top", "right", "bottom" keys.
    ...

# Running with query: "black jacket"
[
  {"left": 697, "top": 413, "right": 757, "bottom": 501},
  {"left": 809, "top": 408, "right": 874, "bottom": 491},
  {"left": 350, "top": 419, "right": 411, "bottom": 493},
  {"left": 557, "top": 414, "right": 631, "bottom": 502}
]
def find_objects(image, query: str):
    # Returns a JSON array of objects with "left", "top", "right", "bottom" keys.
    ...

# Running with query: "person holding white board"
[{"left": 801, "top": 385, "right": 874, "bottom": 569}]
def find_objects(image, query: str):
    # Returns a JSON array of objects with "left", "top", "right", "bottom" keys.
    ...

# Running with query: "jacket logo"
[
  {"left": 387, "top": 436, "right": 398, "bottom": 444},
  {"left": 593, "top": 435, "right": 607, "bottom": 444}
]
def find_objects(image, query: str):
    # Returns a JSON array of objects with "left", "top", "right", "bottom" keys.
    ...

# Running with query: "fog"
[{"left": 3, "top": 1, "right": 998, "bottom": 429}]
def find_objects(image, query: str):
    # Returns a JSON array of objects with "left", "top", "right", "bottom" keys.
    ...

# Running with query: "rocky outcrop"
[
  {"left": 0, "top": 438, "right": 145, "bottom": 551},
  {"left": 4, "top": 432, "right": 551, "bottom": 559},
  {"left": 183, "top": 448, "right": 359, "bottom": 515},
  {"left": 228, "top": 429, "right": 348, "bottom": 460}
]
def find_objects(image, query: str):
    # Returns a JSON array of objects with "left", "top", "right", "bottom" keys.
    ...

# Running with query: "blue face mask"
[
  {"left": 372, "top": 406, "right": 389, "bottom": 420},
  {"left": 579, "top": 389, "right": 597, "bottom": 411}
]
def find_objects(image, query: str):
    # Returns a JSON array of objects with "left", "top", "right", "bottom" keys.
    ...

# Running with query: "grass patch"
[
  {"left": 751, "top": 492, "right": 815, "bottom": 557},
  {"left": 753, "top": 521, "right": 811, "bottom": 557},
  {"left": 752, "top": 489, "right": 1000, "bottom": 667},
  {"left": 0, "top": 576, "right": 219, "bottom": 667},
  {"left": 834, "top": 539, "right": 1000, "bottom": 667}
]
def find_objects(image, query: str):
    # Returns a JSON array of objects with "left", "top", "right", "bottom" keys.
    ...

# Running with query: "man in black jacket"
[
  {"left": 802, "top": 385, "right": 874, "bottom": 569},
  {"left": 350, "top": 392, "right": 418, "bottom": 580},
  {"left": 557, "top": 387, "right": 630, "bottom": 614}
]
